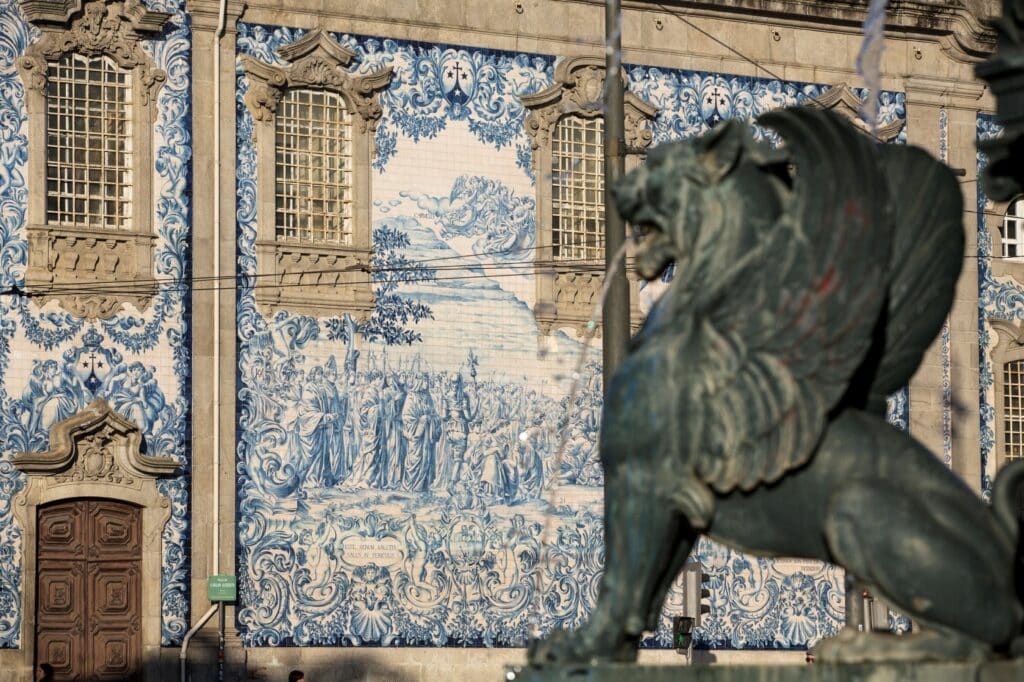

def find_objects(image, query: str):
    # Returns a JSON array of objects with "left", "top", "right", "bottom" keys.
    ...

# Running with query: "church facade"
[{"left": 0, "top": 0, "right": 1011, "bottom": 679}]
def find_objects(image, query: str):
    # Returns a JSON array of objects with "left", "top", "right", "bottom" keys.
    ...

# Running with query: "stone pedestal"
[{"left": 506, "top": 660, "right": 1024, "bottom": 682}]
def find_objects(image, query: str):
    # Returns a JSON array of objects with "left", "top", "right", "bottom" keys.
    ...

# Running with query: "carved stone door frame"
[{"left": 11, "top": 399, "right": 179, "bottom": 679}]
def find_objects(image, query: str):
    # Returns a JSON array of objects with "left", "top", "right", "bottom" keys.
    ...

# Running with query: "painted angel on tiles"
[
  {"left": 18, "top": 359, "right": 88, "bottom": 443},
  {"left": 100, "top": 361, "right": 166, "bottom": 433}
]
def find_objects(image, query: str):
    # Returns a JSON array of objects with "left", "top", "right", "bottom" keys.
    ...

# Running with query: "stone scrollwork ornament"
[
  {"left": 241, "top": 28, "right": 393, "bottom": 136},
  {"left": 527, "top": 104, "right": 1024, "bottom": 666},
  {"left": 17, "top": 0, "right": 170, "bottom": 103},
  {"left": 13, "top": 398, "right": 179, "bottom": 489}
]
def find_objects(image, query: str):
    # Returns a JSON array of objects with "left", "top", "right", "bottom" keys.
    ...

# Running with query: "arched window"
[
  {"left": 274, "top": 89, "right": 354, "bottom": 245},
  {"left": 1001, "top": 197, "right": 1024, "bottom": 260}
]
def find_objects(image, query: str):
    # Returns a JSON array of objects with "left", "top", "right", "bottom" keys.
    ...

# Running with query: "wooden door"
[{"left": 36, "top": 499, "right": 142, "bottom": 681}]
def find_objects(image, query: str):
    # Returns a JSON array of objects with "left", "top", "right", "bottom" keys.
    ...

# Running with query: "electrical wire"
[{"left": 2, "top": 199, "right": 1017, "bottom": 301}]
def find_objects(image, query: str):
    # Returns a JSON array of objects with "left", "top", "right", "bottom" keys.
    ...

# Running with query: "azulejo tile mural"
[
  {"left": 0, "top": 0, "right": 193, "bottom": 647},
  {"left": 978, "top": 114, "right": 1015, "bottom": 498},
  {"left": 235, "top": 24, "right": 912, "bottom": 650}
]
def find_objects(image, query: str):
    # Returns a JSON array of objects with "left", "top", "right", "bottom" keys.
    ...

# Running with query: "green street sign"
[{"left": 208, "top": 574, "right": 236, "bottom": 602}]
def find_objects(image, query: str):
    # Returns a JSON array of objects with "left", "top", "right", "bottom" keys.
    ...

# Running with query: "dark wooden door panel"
[
  {"left": 89, "top": 628, "right": 140, "bottom": 681},
  {"left": 86, "top": 501, "right": 140, "bottom": 562},
  {"left": 38, "top": 502, "right": 86, "bottom": 561},
  {"left": 36, "top": 629, "right": 83, "bottom": 680},
  {"left": 36, "top": 499, "right": 141, "bottom": 682},
  {"left": 36, "top": 561, "right": 84, "bottom": 627}
]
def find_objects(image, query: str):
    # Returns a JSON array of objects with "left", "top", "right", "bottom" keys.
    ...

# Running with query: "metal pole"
[
  {"left": 845, "top": 574, "right": 865, "bottom": 632},
  {"left": 602, "top": 0, "right": 629, "bottom": 391},
  {"left": 217, "top": 603, "right": 225, "bottom": 682}
]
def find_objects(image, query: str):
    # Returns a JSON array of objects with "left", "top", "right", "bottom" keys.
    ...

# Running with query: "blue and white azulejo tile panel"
[
  {"left": 0, "top": 0, "right": 193, "bottom": 648},
  {"left": 234, "top": 23, "right": 907, "bottom": 650}
]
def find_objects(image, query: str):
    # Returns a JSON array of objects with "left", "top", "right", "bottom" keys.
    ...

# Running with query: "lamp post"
[{"left": 603, "top": 0, "right": 629, "bottom": 390}]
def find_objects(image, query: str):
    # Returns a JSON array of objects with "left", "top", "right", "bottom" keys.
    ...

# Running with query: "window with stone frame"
[
  {"left": 521, "top": 56, "right": 657, "bottom": 337},
  {"left": 990, "top": 319, "right": 1024, "bottom": 468},
  {"left": 16, "top": 0, "right": 172, "bottom": 319},
  {"left": 274, "top": 89, "right": 354, "bottom": 245},
  {"left": 45, "top": 53, "right": 134, "bottom": 230},
  {"left": 551, "top": 114, "right": 605, "bottom": 262},
  {"left": 1001, "top": 197, "right": 1024, "bottom": 260},
  {"left": 242, "top": 29, "right": 393, "bottom": 319}
]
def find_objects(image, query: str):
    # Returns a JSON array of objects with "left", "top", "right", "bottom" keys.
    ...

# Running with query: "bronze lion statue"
[{"left": 529, "top": 107, "right": 1024, "bottom": 664}]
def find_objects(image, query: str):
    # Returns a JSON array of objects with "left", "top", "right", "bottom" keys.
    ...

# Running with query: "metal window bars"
[
  {"left": 274, "top": 89, "right": 354, "bottom": 245},
  {"left": 45, "top": 54, "right": 133, "bottom": 230},
  {"left": 551, "top": 115, "right": 604, "bottom": 261}
]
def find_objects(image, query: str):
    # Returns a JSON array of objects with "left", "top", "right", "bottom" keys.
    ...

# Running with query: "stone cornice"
[
  {"left": 186, "top": 0, "right": 246, "bottom": 32},
  {"left": 648, "top": 0, "right": 997, "bottom": 60},
  {"left": 904, "top": 74, "right": 987, "bottom": 105},
  {"left": 18, "top": 0, "right": 171, "bottom": 30}
]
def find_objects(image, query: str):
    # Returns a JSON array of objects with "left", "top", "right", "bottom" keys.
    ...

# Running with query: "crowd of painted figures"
[{"left": 244, "top": 348, "right": 606, "bottom": 503}]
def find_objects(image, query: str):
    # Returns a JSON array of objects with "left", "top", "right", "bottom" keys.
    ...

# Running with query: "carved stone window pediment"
[
  {"left": 810, "top": 83, "right": 905, "bottom": 143},
  {"left": 242, "top": 29, "right": 392, "bottom": 134},
  {"left": 242, "top": 29, "right": 394, "bottom": 318},
  {"left": 521, "top": 56, "right": 657, "bottom": 156},
  {"left": 16, "top": 0, "right": 172, "bottom": 320},
  {"left": 521, "top": 56, "right": 657, "bottom": 337}
]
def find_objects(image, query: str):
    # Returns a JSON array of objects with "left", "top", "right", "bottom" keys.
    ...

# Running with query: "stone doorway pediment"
[{"left": 10, "top": 398, "right": 179, "bottom": 680}]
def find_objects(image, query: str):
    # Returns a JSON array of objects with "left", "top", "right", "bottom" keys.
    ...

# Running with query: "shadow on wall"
[
  {"left": 176, "top": 646, "right": 420, "bottom": 682},
  {"left": 21, "top": 645, "right": 423, "bottom": 682},
  {"left": 238, "top": 658, "right": 416, "bottom": 682}
]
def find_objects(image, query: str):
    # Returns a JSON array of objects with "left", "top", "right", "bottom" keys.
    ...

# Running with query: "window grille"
[
  {"left": 275, "top": 89, "right": 353, "bottom": 244},
  {"left": 1004, "top": 198, "right": 1024, "bottom": 259},
  {"left": 1005, "top": 359, "right": 1024, "bottom": 463},
  {"left": 45, "top": 54, "right": 133, "bottom": 230},
  {"left": 551, "top": 115, "right": 603, "bottom": 261}
]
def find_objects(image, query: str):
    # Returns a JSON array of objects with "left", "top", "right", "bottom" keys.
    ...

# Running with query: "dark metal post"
[
  {"left": 217, "top": 603, "right": 225, "bottom": 682},
  {"left": 845, "top": 574, "right": 865, "bottom": 633},
  {"left": 603, "top": 0, "right": 629, "bottom": 391}
]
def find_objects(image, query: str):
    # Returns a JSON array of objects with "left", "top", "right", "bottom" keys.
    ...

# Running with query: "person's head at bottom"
[
  {"left": 38, "top": 664, "right": 55, "bottom": 681},
  {"left": 288, "top": 671, "right": 305, "bottom": 682}
]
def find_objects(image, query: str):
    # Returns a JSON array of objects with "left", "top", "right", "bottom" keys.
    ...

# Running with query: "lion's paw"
[
  {"left": 527, "top": 627, "right": 637, "bottom": 667},
  {"left": 813, "top": 627, "right": 991, "bottom": 664}
]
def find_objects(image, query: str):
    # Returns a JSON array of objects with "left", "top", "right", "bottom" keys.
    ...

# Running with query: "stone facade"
[{"left": 0, "top": 0, "right": 1009, "bottom": 680}]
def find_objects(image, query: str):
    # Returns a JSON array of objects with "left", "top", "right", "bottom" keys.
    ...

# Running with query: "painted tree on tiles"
[{"left": 357, "top": 224, "right": 436, "bottom": 346}]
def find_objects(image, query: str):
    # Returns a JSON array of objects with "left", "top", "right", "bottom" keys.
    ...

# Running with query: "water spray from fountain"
[{"left": 856, "top": 0, "right": 890, "bottom": 134}]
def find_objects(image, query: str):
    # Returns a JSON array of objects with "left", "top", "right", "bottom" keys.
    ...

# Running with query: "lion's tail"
[{"left": 863, "top": 144, "right": 964, "bottom": 409}]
